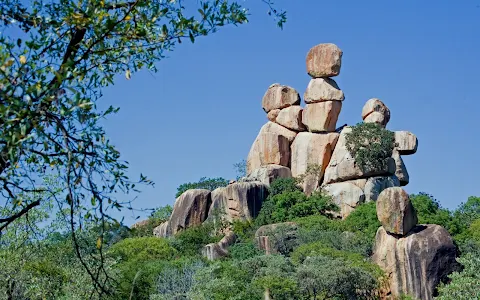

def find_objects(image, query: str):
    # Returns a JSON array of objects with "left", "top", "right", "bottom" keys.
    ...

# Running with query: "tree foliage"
[
  {"left": 176, "top": 177, "right": 229, "bottom": 198},
  {"left": 345, "top": 122, "right": 395, "bottom": 171}
]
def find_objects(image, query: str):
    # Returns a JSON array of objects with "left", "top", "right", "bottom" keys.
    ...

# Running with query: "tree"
[
  {"left": 233, "top": 159, "right": 247, "bottom": 180},
  {"left": 175, "top": 177, "right": 229, "bottom": 198},
  {"left": 0, "top": 0, "right": 286, "bottom": 294}
]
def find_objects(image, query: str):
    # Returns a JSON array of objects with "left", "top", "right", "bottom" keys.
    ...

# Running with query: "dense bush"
[
  {"left": 169, "top": 222, "right": 222, "bottom": 257},
  {"left": 345, "top": 122, "right": 395, "bottom": 171},
  {"left": 256, "top": 178, "right": 338, "bottom": 226},
  {"left": 342, "top": 201, "right": 381, "bottom": 239},
  {"left": 436, "top": 253, "right": 480, "bottom": 299}
]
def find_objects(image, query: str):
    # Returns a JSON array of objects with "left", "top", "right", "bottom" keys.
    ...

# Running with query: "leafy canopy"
[{"left": 345, "top": 122, "right": 395, "bottom": 171}]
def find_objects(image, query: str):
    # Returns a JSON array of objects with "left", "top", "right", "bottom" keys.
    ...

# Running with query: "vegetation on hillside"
[{"left": 1, "top": 176, "right": 479, "bottom": 299}]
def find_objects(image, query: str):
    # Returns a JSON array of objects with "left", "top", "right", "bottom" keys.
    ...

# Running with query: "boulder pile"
[
  {"left": 246, "top": 43, "right": 418, "bottom": 218},
  {"left": 372, "top": 187, "right": 459, "bottom": 300}
]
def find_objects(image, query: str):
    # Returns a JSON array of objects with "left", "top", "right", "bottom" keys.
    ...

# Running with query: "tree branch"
[{"left": 0, "top": 199, "right": 41, "bottom": 232}]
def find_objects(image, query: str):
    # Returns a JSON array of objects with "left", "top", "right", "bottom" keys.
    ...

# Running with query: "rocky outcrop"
[
  {"left": 306, "top": 43, "right": 343, "bottom": 78},
  {"left": 167, "top": 189, "right": 212, "bottom": 236},
  {"left": 302, "top": 101, "right": 342, "bottom": 132},
  {"left": 208, "top": 182, "right": 268, "bottom": 222},
  {"left": 275, "top": 106, "right": 306, "bottom": 131},
  {"left": 242, "top": 164, "right": 292, "bottom": 187},
  {"left": 304, "top": 78, "right": 344, "bottom": 103},
  {"left": 203, "top": 231, "right": 237, "bottom": 260},
  {"left": 372, "top": 187, "right": 459, "bottom": 299},
  {"left": 323, "top": 127, "right": 396, "bottom": 184},
  {"left": 246, "top": 122, "right": 297, "bottom": 174},
  {"left": 364, "top": 175, "right": 400, "bottom": 203},
  {"left": 376, "top": 187, "right": 417, "bottom": 235},
  {"left": 322, "top": 182, "right": 365, "bottom": 219},
  {"left": 372, "top": 225, "right": 459, "bottom": 300},
  {"left": 291, "top": 132, "right": 339, "bottom": 194},
  {"left": 255, "top": 222, "right": 298, "bottom": 255},
  {"left": 262, "top": 84, "right": 300, "bottom": 113}
]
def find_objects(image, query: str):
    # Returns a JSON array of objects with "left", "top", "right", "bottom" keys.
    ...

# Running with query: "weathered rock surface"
[
  {"left": 302, "top": 101, "right": 342, "bottom": 132},
  {"left": 392, "top": 150, "right": 409, "bottom": 186},
  {"left": 169, "top": 189, "right": 212, "bottom": 235},
  {"left": 362, "top": 98, "right": 390, "bottom": 121},
  {"left": 304, "top": 78, "right": 344, "bottom": 104},
  {"left": 255, "top": 222, "right": 298, "bottom": 255},
  {"left": 208, "top": 182, "right": 268, "bottom": 222},
  {"left": 276, "top": 106, "right": 306, "bottom": 131},
  {"left": 372, "top": 225, "right": 460, "bottom": 300},
  {"left": 364, "top": 111, "right": 389, "bottom": 127},
  {"left": 395, "top": 131, "right": 418, "bottom": 155},
  {"left": 153, "top": 221, "right": 170, "bottom": 238},
  {"left": 262, "top": 83, "right": 300, "bottom": 113},
  {"left": 364, "top": 175, "right": 400, "bottom": 202},
  {"left": 267, "top": 109, "right": 280, "bottom": 122},
  {"left": 291, "top": 132, "right": 339, "bottom": 194},
  {"left": 246, "top": 122, "right": 297, "bottom": 173},
  {"left": 306, "top": 43, "right": 343, "bottom": 78},
  {"left": 323, "top": 127, "right": 396, "bottom": 184},
  {"left": 203, "top": 231, "right": 237, "bottom": 260},
  {"left": 242, "top": 164, "right": 292, "bottom": 187},
  {"left": 322, "top": 182, "right": 365, "bottom": 219},
  {"left": 376, "top": 187, "right": 418, "bottom": 235}
]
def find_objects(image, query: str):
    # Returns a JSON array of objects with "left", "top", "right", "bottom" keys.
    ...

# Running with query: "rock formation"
[
  {"left": 372, "top": 187, "right": 459, "bottom": 299},
  {"left": 241, "top": 43, "right": 419, "bottom": 220}
]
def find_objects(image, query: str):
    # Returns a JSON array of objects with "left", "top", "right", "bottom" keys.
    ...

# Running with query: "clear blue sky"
[{"left": 98, "top": 0, "right": 480, "bottom": 223}]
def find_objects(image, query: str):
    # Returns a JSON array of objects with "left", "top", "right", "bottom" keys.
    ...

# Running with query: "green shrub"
[
  {"left": 232, "top": 219, "right": 257, "bottom": 242},
  {"left": 229, "top": 242, "right": 263, "bottom": 260},
  {"left": 169, "top": 223, "right": 221, "bottom": 257},
  {"left": 436, "top": 253, "right": 480, "bottom": 299},
  {"left": 297, "top": 255, "right": 377, "bottom": 299},
  {"left": 345, "top": 122, "right": 395, "bottom": 171},
  {"left": 291, "top": 241, "right": 383, "bottom": 278},
  {"left": 268, "top": 177, "right": 301, "bottom": 197},
  {"left": 108, "top": 237, "right": 177, "bottom": 263},
  {"left": 343, "top": 201, "right": 381, "bottom": 239}
]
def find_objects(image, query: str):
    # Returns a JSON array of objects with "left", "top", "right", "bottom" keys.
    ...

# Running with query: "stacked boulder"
[
  {"left": 372, "top": 187, "right": 459, "bottom": 300},
  {"left": 245, "top": 43, "right": 419, "bottom": 218}
]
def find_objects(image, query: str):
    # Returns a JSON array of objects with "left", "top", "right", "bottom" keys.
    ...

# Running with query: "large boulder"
[
  {"left": 376, "top": 187, "right": 418, "bottom": 236},
  {"left": 302, "top": 101, "right": 342, "bottom": 132},
  {"left": 392, "top": 150, "right": 409, "bottom": 186},
  {"left": 255, "top": 222, "right": 298, "bottom": 255},
  {"left": 322, "top": 182, "right": 365, "bottom": 219},
  {"left": 304, "top": 78, "right": 344, "bottom": 104},
  {"left": 291, "top": 132, "right": 339, "bottom": 194},
  {"left": 203, "top": 231, "right": 237, "bottom": 260},
  {"left": 364, "top": 175, "right": 400, "bottom": 202},
  {"left": 247, "top": 122, "right": 297, "bottom": 174},
  {"left": 323, "top": 127, "right": 396, "bottom": 184},
  {"left": 372, "top": 225, "right": 460, "bottom": 300},
  {"left": 306, "top": 43, "right": 343, "bottom": 78},
  {"left": 208, "top": 182, "right": 268, "bottom": 222},
  {"left": 168, "top": 189, "right": 212, "bottom": 235},
  {"left": 262, "top": 83, "right": 300, "bottom": 113},
  {"left": 242, "top": 164, "right": 292, "bottom": 187},
  {"left": 275, "top": 106, "right": 306, "bottom": 131},
  {"left": 394, "top": 131, "right": 418, "bottom": 155}
]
